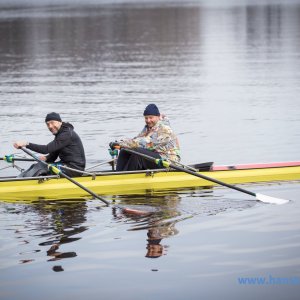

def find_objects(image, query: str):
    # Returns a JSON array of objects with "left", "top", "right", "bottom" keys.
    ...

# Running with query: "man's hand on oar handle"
[
  {"left": 13, "top": 141, "right": 46, "bottom": 161},
  {"left": 109, "top": 141, "right": 121, "bottom": 150},
  {"left": 13, "top": 141, "right": 28, "bottom": 149}
]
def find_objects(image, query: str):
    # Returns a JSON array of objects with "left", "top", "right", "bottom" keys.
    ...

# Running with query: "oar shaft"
[
  {"left": 20, "top": 147, "right": 109, "bottom": 205},
  {"left": 1, "top": 157, "right": 35, "bottom": 162},
  {"left": 124, "top": 148, "right": 256, "bottom": 197},
  {"left": 167, "top": 161, "right": 255, "bottom": 197},
  {"left": 59, "top": 172, "right": 109, "bottom": 205}
]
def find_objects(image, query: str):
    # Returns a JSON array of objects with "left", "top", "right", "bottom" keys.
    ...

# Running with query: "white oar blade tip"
[{"left": 256, "top": 193, "right": 289, "bottom": 205}]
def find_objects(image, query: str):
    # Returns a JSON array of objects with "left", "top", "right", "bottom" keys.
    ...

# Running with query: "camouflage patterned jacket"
[{"left": 120, "top": 116, "right": 181, "bottom": 162}]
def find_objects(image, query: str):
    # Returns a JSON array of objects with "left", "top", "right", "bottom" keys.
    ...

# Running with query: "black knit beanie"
[{"left": 45, "top": 112, "right": 62, "bottom": 123}]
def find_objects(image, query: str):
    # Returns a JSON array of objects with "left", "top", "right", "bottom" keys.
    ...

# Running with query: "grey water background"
[{"left": 0, "top": 0, "right": 300, "bottom": 299}]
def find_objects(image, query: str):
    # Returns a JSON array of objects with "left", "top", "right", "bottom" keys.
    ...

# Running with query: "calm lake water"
[{"left": 0, "top": 0, "right": 300, "bottom": 299}]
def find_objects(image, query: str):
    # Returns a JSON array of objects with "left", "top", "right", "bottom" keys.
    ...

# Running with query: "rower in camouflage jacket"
[
  {"left": 120, "top": 115, "right": 180, "bottom": 162},
  {"left": 110, "top": 104, "right": 180, "bottom": 171}
]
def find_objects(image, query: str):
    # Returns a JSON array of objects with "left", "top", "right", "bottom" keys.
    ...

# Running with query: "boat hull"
[{"left": 1, "top": 164, "right": 300, "bottom": 202}]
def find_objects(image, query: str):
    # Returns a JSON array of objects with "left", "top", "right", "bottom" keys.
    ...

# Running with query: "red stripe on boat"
[{"left": 212, "top": 161, "right": 300, "bottom": 171}]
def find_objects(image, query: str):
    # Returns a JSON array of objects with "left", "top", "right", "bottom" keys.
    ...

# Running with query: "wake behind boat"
[{"left": 0, "top": 160, "right": 299, "bottom": 202}]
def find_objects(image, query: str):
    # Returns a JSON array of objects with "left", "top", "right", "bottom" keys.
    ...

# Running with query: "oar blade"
[
  {"left": 119, "top": 205, "right": 157, "bottom": 216},
  {"left": 256, "top": 193, "right": 289, "bottom": 205}
]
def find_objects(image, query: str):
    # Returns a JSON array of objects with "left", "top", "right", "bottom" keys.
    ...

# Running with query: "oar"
[
  {"left": 123, "top": 148, "right": 289, "bottom": 205},
  {"left": 20, "top": 147, "right": 110, "bottom": 206},
  {"left": 1, "top": 155, "right": 34, "bottom": 162}
]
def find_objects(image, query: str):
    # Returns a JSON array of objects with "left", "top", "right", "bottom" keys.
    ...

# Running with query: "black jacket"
[{"left": 27, "top": 122, "right": 86, "bottom": 170}]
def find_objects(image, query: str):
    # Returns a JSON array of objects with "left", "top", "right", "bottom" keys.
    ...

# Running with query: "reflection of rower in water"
[
  {"left": 41, "top": 202, "right": 88, "bottom": 271},
  {"left": 115, "top": 193, "right": 181, "bottom": 259},
  {"left": 146, "top": 228, "right": 164, "bottom": 258},
  {"left": 17, "top": 200, "right": 88, "bottom": 272},
  {"left": 146, "top": 223, "right": 178, "bottom": 258}
]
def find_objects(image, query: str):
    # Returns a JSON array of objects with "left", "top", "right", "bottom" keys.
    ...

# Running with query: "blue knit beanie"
[{"left": 143, "top": 104, "right": 160, "bottom": 116}]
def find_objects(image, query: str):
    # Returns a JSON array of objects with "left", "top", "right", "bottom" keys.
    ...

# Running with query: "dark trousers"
[
  {"left": 18, "top": 162, "right": 48, "bottom": 177},
  {"left": 18, "top": 162, "right": 81, "bottom": 178},
  {"left": 116, "top": 148, "right": 162, "bottom": 171}
]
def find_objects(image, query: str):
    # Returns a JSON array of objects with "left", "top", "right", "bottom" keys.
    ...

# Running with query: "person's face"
[
  {"left": 46, "top": 120, "right": 62, "bottom": 135},
  {"left": 144, "top": 115, "right": 160, "bottom": 128}
]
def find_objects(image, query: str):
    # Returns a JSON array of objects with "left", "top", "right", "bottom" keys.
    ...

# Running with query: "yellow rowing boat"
[{"left": 0, "top": 161, "right": 299, "bottom": 202}]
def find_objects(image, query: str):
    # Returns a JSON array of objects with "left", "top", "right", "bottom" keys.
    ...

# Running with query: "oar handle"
[{"left": 20, "top": 147, "right": 109, "bottom": 205}]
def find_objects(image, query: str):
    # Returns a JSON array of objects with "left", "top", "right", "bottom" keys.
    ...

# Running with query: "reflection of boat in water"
[{"left": 0, "top": 161, "right": 300, "bottom": 201}]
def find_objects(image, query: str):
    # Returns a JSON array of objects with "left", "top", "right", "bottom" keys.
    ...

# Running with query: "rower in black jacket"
[{"left": 13, "top": 112, "right": 86, "bottom": 177}]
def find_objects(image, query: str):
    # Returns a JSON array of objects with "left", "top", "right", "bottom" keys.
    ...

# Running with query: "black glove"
[{"left": 109, "top": 141, "right": 120, "bottom": 150}]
